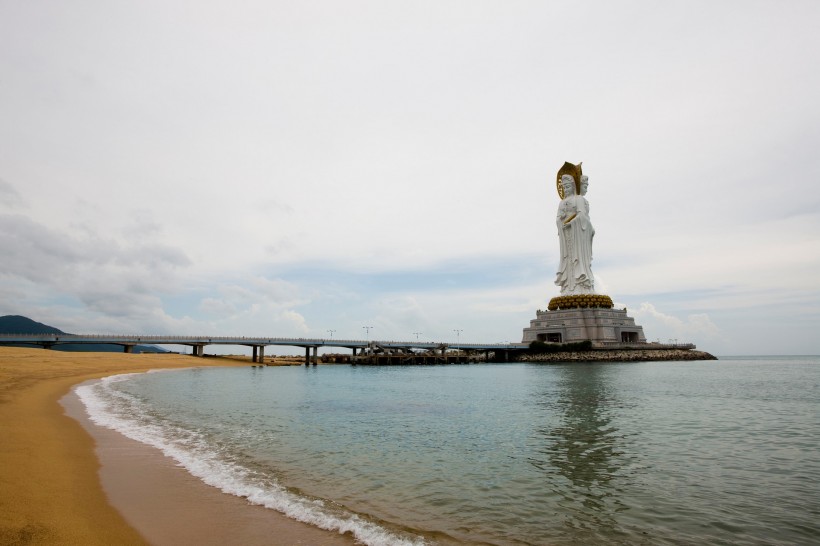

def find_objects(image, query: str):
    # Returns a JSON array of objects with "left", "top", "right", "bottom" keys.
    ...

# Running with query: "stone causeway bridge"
[{"left": 0, "top": 334, "right": 530, "bottom": 365}]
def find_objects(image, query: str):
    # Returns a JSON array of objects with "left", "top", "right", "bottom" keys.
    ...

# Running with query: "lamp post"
[
  {"left": 327, "top": 329, "right": 336, "bottom": 339},
  {"left": 413, "top": 332, "right": 422, "bottom": 341},
  {"left": 363, "top": 326, "right": 374, "bottom": 355},
  {"left": 453, "top": 329, "right": 463, "bottom": 359}
]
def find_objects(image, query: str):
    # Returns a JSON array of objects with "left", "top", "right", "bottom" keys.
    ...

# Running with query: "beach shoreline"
[{"left": 0, "top": 347, "right": 353, "bottom": 545}]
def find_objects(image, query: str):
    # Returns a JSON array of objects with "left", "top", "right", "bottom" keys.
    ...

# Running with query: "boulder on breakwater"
[{"left": 514, "top": 348, "right": 717, "bottom": 363}]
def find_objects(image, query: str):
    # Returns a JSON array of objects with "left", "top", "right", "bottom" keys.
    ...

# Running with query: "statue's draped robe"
[{"left": 555, "top": 194, "right": 595, "bottom": 294}]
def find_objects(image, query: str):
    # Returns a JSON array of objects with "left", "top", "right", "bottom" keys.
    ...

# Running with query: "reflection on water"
[{"left": 530, "top": 364, "right": 638, "bottom": 544}]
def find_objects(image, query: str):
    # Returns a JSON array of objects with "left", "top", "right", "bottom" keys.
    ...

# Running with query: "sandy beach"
[{"left": 0, "top": 347, "right": 354, "bottom": 545}]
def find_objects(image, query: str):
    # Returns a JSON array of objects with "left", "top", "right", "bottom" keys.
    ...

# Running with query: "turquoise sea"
[{"left": 77, "top": 357, "right": 820, "bottom": 545}]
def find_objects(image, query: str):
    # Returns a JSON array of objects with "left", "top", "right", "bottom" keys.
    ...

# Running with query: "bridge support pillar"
[
  {"left": 123, "top": 345, "right": 134, "bottom": 354},
  {"left": 193, "top": 345, "right": 204, "bottom": 357},
  {"left": 312, "top": 346, "right": 318, "bottom": 366},
  {"left": 304, "top": 347, "right": 310, "bottom": 366},
  {"left": 259, "top": 345, "right": 265, "bottom": 363},
  {"left": 252, "top": 346, "right": 258, "bottom": 363}
]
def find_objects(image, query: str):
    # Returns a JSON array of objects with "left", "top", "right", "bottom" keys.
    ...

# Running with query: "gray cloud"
[
  {"left": 0, "top": 212, "right": 191, "bottom": 322},
  {"left": 0, "top": 177, "right": 25, "bottom": 209}
]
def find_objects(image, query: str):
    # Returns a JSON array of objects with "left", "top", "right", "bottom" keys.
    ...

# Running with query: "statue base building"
[{"left": 522, "top": 294, "right": 646, "bottom": 344}]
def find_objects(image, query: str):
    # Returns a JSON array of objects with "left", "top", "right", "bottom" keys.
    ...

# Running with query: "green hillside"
[{"left": 0, "top": 315, "right": 63, "bottom": 335}]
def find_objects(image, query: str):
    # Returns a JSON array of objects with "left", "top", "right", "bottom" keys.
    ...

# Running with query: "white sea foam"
[{"left": 76, "top": 373, "right": 427, "bottom": 546}]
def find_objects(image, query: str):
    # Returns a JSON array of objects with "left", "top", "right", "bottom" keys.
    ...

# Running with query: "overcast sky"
[{"left": 2, "top": 1, "right": 819, "bottom": 355}]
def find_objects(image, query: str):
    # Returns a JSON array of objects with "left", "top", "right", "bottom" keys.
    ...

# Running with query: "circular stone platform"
[{"left": 548, "top": 294, "right": 614, "bottom": 311}]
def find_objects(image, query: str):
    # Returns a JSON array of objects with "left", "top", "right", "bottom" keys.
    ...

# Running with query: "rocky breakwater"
[{"left": 515, "top": 347, "right": 717, "bottom": 363}]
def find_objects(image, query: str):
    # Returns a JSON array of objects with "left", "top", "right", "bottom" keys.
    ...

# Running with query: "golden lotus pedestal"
[{"left": 548, "top": 294, "right": 613, "bottom": 311}]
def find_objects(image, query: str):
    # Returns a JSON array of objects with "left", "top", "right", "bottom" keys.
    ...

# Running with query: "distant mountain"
[
  {"left": 0, "top": 315, "right": 168, "bottom": 353},
  {"left": 0, "top": 315, "right": 65, "bottom": 335}
]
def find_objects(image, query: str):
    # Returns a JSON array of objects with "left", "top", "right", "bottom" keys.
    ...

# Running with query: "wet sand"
[{"left": 0, "top": 347, "right": 354, "bottom": 545}]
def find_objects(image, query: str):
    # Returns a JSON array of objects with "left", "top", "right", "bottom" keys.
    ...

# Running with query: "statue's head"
[
  {"left": 560, "top": 174, "right": 576, "bottom": 197},
  {"left": 580, "top": 175, "right": 588, "bottom": 196},
  {"left": 556, "top": 161, "right": 583, "bottom": 198}
]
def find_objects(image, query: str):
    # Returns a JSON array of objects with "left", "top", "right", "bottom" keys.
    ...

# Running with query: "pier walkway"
[{"left": 0, "top": 334, "right": 529, "bottom": 365}]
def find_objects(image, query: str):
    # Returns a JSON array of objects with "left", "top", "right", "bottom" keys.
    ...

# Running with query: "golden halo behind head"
[{"left": 555, "top": 161, "right": 583, "bottom": 199}]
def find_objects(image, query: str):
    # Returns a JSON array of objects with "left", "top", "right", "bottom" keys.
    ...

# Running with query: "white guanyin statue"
[{"left": 555, "top": 164, "right": 595, "bottom": 295}]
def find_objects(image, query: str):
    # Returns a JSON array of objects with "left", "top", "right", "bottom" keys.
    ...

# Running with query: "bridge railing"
[{"left": 0, "top": 334, "right": 529, "bottom": 350}]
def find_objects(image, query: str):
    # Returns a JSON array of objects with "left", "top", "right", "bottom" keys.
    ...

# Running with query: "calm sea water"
[{"left": 77, "top": 357, "right": 820, "bottom": 545}]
